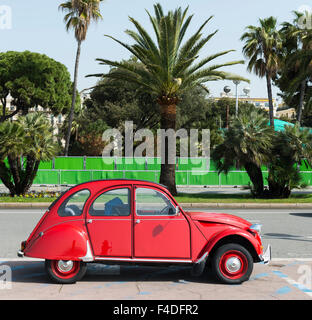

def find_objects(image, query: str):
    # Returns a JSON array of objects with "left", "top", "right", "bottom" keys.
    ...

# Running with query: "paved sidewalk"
[{"left": 0, "top": 259, "right": 312, "bottom": 300}]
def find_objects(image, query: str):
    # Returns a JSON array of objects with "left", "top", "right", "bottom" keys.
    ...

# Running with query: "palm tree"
[
  {"left": 88, "top": 3, "right": 248, "bottom": 195},
  {"left": 279, "top": 11, "right": 312, "bottom": 125},
  {"left": 211, "top": 111, "right": 274, "bottom": 197},
  {"left": 0, "top": 113, "right": 58, "bottom": 196},
  {"left": 268, "top": 123, "right": 312, "bottom": 197},
  {"left": 241, "top": 17, "right": 282, "bottom": 128},
  {"left": 59, "top": 0, "right": 103, "bottom": 156}
]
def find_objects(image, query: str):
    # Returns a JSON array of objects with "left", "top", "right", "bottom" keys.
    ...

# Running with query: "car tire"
[
  {"left": 45, "top": 259, "right": 87, "bottom": 284},
  {"left": 211, "top": 243, "right": 253, "bottom": 284}
]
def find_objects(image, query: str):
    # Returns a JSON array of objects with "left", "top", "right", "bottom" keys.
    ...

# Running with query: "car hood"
[{"left": 185, "top": 211, "right": 252, "bottom": 230}]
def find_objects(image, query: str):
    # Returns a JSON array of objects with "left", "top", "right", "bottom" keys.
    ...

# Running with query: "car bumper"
[
  {"left": 259, "top": 244, "right": 271, "bottom": 264},
  {"left": 17, "top": 250, "right": 24, "bottom": 258}
]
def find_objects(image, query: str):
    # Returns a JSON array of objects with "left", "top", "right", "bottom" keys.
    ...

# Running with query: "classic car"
[{"left": 18, "top": 179, "right": 271, "bottom": 284}]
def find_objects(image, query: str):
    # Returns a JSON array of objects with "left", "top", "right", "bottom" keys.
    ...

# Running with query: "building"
[
  {"left": 2, "top": 94, "right": 66, "bottom": 142},
  {"left": 215, "top": 94, "right": 279, "bottom": 116},
  {"left": 275, "top": 107, "right": 296, "bottom": 120}
]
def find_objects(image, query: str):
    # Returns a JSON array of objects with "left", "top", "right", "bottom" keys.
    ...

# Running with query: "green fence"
[{"left": 1, "top": 157, "right": 312, "bottom": 186}]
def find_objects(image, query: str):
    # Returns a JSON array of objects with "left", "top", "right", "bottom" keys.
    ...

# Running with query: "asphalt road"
[
  {"left": 0, "top": 208, "right": 312, "bottom": 259},
  {"left": 1, "top": 208, "right": 312, "bottom": 300},
  {"left": 190, "top": 208, "right": 312, "bottom": 259}
]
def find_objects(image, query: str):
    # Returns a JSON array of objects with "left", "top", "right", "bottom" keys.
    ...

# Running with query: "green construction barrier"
[
  {"left": 177, "top": 158, "right": 209, "bottom": 171},
  {"left": 301, "top": 172, "right": 312, "bottom": 185},
  {"left": 300, "top": 160, "right": 312, "bottom": 171},
  {"left": 116, "top": 157, "right": 146, "bottom": 171},
  {"left": 221, "top": 172, "right": 251, "bottom": 186},
  {"left": 188, "top": 172, "right": 220, "bottom": 186},
  {"left": 124, "top": 170, "right": 158, "bottom": 182},
  {"left": 176, "top": 171, "right": 220, "bottom": 185},
  {"left": 147, "top": 158, "right": 161, "bottom": 171},
  {"left": 60, "top": 171, "right": 92, "bottom": 184},
  {"left": 38, "top": 160, "right": 53, "bottom": 170},
  {"left": 176, "top": 171, "right": 188, "bottom": 185},
  {"left": 86, "top": 157, "right": 115, "bottom": 170},
  {"left": 54, "top": 157, "right": 84, "bottom": 170},
  {"left": 92, "top": 171, "right": 124, "bottom": 180},
  {"left": 33, "top": 170, "right": 59, "bottom": 184}
]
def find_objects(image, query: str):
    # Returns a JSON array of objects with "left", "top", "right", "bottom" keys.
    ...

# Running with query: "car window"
[
  {"left": 58, "top": 189, "right": 90, "bottom": 217},
  {"left": 135, "top": 188, "right": 176, "bottom": 216},
  {"left": 89, "top": 188, "right": 130, "bottom": 217}
]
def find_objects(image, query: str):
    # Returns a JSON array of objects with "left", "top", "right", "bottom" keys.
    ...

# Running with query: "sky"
[{"left": 0, "top": 0, "right": 311, "bottom": 102}]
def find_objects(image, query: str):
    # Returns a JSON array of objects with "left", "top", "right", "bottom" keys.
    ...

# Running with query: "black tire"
[
  {"left": 45, "top": 259, "right": 87, "bottom": 284},
  {"left": 211, "top": 243, "right": 253, "bottom": 284}
]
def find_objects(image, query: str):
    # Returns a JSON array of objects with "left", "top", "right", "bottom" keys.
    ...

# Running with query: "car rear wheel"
[
  {"left": 211, "top": 243, "right": 253, "bottom": 284},
  {"left": 45, "top": 259, "right": 87, "bottom": 284}
]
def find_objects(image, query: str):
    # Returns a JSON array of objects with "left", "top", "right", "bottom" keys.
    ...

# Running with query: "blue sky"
[{"left": 0, "top": 0, "right": 310, "bottom": 101}]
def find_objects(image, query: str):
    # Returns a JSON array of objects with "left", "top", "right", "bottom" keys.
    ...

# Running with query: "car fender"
[
  {"left": 200, "top": 226, "right": 262, "bottom": 259},
  {"left": 24, "top": 222, "right": 93, "bottom": 261}
]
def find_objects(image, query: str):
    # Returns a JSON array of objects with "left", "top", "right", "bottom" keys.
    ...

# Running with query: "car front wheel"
[
  {"left": 45, "top": 259, "right": 87, "bottom": 284},
  {"left": 211, "top": 243, "right": 253, "bottom": 284}
]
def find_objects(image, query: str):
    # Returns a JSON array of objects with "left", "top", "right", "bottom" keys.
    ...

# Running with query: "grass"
[
  {"left": 0, "top": 196, "right": 57, "bottom": 203},
  {"left": 175, "top": 193, "right": 312, "bottom": 203},
  {"left": 1, "top": 192, "right": 312, "bottom": 203}
]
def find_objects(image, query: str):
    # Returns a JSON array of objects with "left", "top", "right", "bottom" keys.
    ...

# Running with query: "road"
[
  {"left": 190, "top": 208, "right": 312, "bottom": 259},
  {"left": 0, "top": 208, "right": 312, "bottom": 300},
  {"left": 0, "top": 208, "right": 312, "bottom": 259}
]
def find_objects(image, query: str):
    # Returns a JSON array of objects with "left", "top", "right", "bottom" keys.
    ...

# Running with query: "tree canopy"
[{"left": 0, "top": 51, "right": 75, "bottom": 122}]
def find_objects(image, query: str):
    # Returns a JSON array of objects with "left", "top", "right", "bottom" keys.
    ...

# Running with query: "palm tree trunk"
[
  {"left": 65, "top": 39, "right": 82, "bottom": 156},
  {"left": 159, "top": 104, "right": 178, "bottom": 196},
  {"left": 266, "top": 73, "right": 274, "bottom": 128},
  {"left": 244, "top": 162, "right": 264, "bottom": 197},
  {"left": 297, "top": 79, "right": 306, "bottom": 126},
  {"left": 0, "top": 161, "right": 16, "bottom": 196}
]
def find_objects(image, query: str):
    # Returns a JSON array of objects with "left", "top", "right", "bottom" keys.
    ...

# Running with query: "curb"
[
  {"left": 0, "top": 203, "right": 52, "bottom": 209},
  {"left": 1, "top": 202, "right": 312, "bottom": 209},
  {"left": 181, "top": 203, "right": 312, "bottom": 209}
]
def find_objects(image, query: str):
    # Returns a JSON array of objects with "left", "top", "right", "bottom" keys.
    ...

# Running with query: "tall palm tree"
[
  {"left": 241, "top": 17, "right": 282, "bottom": 128},
  {"left": 211, "top": 111, "right": 274, "bottom": 197},
  {"left": 59, "top": 0, "right": 103, "bottom": 156},
  {"left": 88, "top": 3, "right": 248, "bottom": 195},
  {"left": 280, "top": 11, "right": 312, "bottom": 125}
]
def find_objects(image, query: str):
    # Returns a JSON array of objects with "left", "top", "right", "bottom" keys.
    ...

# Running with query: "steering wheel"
[{"left": 64, "top": 204, "right": 80, "bottom": 216}]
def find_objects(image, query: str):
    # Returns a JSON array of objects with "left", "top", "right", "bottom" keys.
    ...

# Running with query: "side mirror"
[{"left": 175, "top": 206, "right": 180, "bottom": 215}]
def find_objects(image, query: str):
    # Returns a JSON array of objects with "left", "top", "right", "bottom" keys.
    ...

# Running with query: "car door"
[
  {"left": 86, "top": 186, "right": 132, "bottom": 257},
  {"left": 134, "top": 186, "right": 191, "bottom": 259}
]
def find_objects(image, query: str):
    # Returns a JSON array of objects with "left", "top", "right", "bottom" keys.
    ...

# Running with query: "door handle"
[
  {"left": 135, "top": 219, "right": 141, "bottom": 224},
  {"left": 87, "top": 219, "right": 93, "bottom": 224}
]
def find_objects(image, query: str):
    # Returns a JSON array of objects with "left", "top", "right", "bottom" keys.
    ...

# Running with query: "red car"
[{"left": 18, "top": 179, "right": 271, "bottom": 284}]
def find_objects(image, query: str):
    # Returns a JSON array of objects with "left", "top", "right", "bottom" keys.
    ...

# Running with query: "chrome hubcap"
[
  {"left": 225, "top": 257, "right": 241, "bottom": 273},
  {"left": 57, "top": 260, "right": 74, "bottom": 273}
]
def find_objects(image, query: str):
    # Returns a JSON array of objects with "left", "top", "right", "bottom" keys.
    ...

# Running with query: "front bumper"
[
  {"left": 17, "top": 250, "right": 24, "bottom": 258},
  {"left": 259, "top": 244, "right": 271, "bottom": 264}
]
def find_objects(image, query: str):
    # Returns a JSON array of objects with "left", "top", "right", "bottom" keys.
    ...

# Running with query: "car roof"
[{"left": 68, "top": 179, "right": 168, "bottom": 192}]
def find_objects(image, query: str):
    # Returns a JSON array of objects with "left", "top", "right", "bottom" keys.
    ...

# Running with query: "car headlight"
[{"left": 249, "top": 223, "right": 262, "bottom": 234}]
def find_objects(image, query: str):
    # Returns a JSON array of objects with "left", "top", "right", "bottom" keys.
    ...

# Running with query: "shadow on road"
[
  {"left": 290, "top": 212, "right": 312, "bottom": 218},
  {"left": 4, "top": 261, "right": 221, "bottom": 285},
  {"left": 263, "top": 233, "right": 312, "bottom": 243}
]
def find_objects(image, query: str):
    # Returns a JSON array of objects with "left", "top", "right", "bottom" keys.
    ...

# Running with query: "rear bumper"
[
  {"left": 17, "top": 241, "right": 27, "bottom": 258},
  {"left": 259, "top": 244, "right": 271, "bottom": 264}
]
